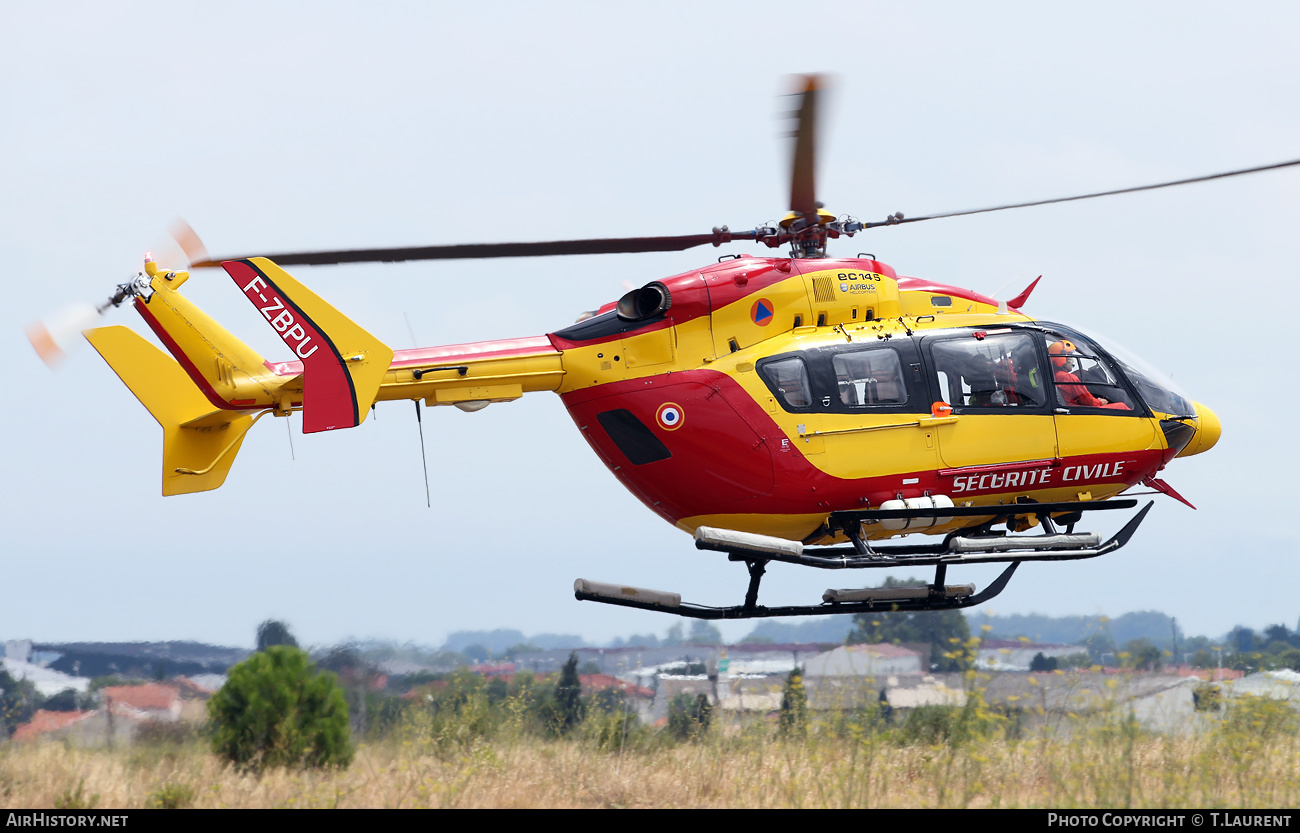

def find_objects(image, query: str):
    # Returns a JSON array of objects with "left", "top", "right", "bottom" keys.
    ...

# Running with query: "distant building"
[
  {"left": 978, "top": 670, "right": 1202, "bottom": 735},
  {"left": 178, "top": 674, "right": 227, "bottom": 695},
  {"left": 1228, "top": 670, "right": 1300, "bottom": 702},
  {"left": 976, "top": 640, "right": 1083, "bottom": 671},
  {"left": 716, "top": 675, "right": 786, "bottom": 714},
  {"left": 100, "top": 683, "right": 182, "bottom": 723},
  {"left": 11, "top": 682, "right": 206, "bottom": 747},
  {"left": 579, "top": 673, "right": 654, "bottom": 701},
  {"left": 513, "top": 643, "right": 830, "bottom": 678},
  {"left": 1, "top": 657, "right": 90, "bottom": 698},
  {"left": 803, "top": 643, "right": 924, "bottom": 678},
  {"left": 4, "top": 640, "right": 33, "bottom": 663},
  {"left": 11, "top": 710, "right": 96, "bottom": 743}
]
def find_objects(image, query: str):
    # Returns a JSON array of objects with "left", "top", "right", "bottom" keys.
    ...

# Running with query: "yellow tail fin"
[{"left": 84, "top": 326, "right": 259, "bottom": 496}]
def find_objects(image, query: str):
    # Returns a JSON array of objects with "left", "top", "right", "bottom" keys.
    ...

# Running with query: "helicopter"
[{"left": 33, "top": 75, "right": 1279, "bottom": 623}]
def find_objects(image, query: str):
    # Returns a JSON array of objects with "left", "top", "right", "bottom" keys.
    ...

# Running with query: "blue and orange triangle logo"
[{"left": 750, "top": 298, "right": 774, "bottom": 326}]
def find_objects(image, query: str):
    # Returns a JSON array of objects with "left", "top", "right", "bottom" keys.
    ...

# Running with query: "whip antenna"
[{"left": 414, "top": 400, "right": 431, "bottom": 508}]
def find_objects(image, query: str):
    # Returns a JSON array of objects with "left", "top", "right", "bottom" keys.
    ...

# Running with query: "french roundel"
[
  {"left": 656, "top": 402, "right": 684, "bottom": 431},
  {"left": 750, "top": 298, "right": 774, "bottom": 326}
]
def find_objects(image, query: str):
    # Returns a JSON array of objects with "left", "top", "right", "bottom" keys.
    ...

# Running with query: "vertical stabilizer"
[{"left": 223, "top": 258, "right": 394, "bottom": 433}]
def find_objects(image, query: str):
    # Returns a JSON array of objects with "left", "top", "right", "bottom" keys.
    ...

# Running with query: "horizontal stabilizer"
[
  {"left": 224, "top": 258, "right": 394, "bottom": 433},
  {"left": 84, "top": 326, "right": 256, "bottom": 496}
]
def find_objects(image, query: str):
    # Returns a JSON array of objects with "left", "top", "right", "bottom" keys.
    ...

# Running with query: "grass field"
[{"left": 3, "top": 703, "right": 1298, "bottom": 809}]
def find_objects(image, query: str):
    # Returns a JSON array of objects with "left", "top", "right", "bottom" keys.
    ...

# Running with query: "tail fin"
[
  {"left": 84, "top": 326, "right": 258, "bottom": 496},
  {"left": 223, "top": 258, "right": 394, "bottom": 433}
]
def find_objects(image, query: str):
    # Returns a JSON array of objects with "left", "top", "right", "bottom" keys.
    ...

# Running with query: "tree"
[
  {"left": 847, "top": 578, "right": 971, "bottom": 671},
  {"left": 687, "top": 620, "right": 724, "bottom": 646},
  {"left": 0, "top": 669, "right": 39, "bottom": 738},
  {"left": 1231, "top": 627, "right": 1257, "bottom": 654},
  {"left": 1123, "top": 638, "right": 1163, "bottom": 671},
  {"left": 207, "top": 645, "right": 353, "bottom": 772},
  {"left": 1029, "top": 652, "right": 1058, "bottom": 672},
  {"left": 42, "top": 688, "right": 84, "bottom": 712},
  {"left": 1081, "top": 631, "right": 1118, "bottom": 665},
  {"left": 256, "top": 619, "right": 299, "bottom": 652},
  {"left": 1264, "top": 624, "right": 1292, "bottom": 646},
  {"left": 548, "top": 652, "right": 586, "bottom": 736}
]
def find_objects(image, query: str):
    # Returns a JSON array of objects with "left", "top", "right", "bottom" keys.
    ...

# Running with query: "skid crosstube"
[
  {"left": 701, "top": 500, "right": 1149, "bottom": 571},
  {"left": 574, "top": 501, "right": 1153, "bottom": 620}
]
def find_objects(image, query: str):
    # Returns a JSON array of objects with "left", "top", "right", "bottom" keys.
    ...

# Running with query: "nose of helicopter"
[{"left": 1175, "top": 401, "right": 1221, "bottom": 458}]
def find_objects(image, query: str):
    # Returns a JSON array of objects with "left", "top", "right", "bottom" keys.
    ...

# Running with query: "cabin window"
[
  {"left": 1039, "top": 332, "right": 1137, "bottom": 412},
  {"left": 930, "top": 333, "right": 1046, "bottom": 409},
  {"left": 832, "top": 347, "right": 908, "bottom": 406},
  {"left": 758, "top": 356, "right": 813, "bottom": 410}
]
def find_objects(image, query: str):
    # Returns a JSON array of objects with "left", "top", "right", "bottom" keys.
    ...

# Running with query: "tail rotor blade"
[
  {"left": 26, "top": 302, "right": 103, "bottom": 368},
  {"left": 170, "top": 218, "right": 211, "bottom": 267}
]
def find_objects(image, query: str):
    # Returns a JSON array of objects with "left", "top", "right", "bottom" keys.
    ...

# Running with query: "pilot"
[{"left": 1048, "top": 340, "right": 1130, "bottom": 410}]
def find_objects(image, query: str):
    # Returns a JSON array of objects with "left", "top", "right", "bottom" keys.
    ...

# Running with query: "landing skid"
[{"left": 574, "top": 501, "right": 1152, "bottom": 620}]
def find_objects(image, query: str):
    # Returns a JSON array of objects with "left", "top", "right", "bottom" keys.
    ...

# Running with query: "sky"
[{"left": 1, "top": 2, "right": 1297, "bottom": 649}]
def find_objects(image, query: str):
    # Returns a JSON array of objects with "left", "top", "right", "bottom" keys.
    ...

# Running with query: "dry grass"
[{"left": 3, "top": 720, "right": 1299, "bottom": 809}]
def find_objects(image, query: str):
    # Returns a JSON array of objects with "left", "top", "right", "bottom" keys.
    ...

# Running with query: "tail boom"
[{"left": 86, "top": 256, "right": 567, "bottom": 495}]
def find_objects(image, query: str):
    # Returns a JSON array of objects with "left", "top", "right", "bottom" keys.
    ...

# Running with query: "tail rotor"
[{"left": 25, "top": 219, "right": 210, "bottom": 369}]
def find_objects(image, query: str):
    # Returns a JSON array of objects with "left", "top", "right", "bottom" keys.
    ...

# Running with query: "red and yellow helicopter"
[{"left": 35, "top": 76, "right": 1274, "bottom": 622}]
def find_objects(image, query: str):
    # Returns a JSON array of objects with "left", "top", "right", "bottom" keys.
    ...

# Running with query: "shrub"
[
  {"left": 54, "top": 779, "right": 98, "bottom": 810},
  {"left": 207, "top": 646, "right": 353, "bottom": 772},
  {"left": 148, "top": 781, "right": 196, "bottom": 809},
  {"left": 778, "top": 668, "right": 807, "bottom": 738},
  {"left": 1192, "top": 683, "right": 1223, "bottom": 713},
  {"left": 896, "top": 704, "right": 961, "bottom": 746},
  {"left": 667, "top": 693, "right": 712, "bottom": 741},
  {"left": 1219, "top": 694, "right": 1300, "bottom": 739},
  {"left": 134, "top": 720, "right": 197, "bottom": 746},
  {"left": 894, "top": 698, "right": 1001, "bottom": 747},
  {"left": 582, "top": 708, "right": 644, "bottom": 752},
  {"left": 1029, "top": 652, "right": 1058, "bottom": 672}
]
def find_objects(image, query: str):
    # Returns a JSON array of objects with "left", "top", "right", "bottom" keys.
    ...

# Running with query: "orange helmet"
[{"left": 1048, "top": 339, "right": 1077, "bottom": 369}]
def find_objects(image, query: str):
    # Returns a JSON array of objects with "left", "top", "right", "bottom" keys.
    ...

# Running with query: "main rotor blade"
[
  {"left": 192, "top": 231, "right": 758, "bottom": 268},
  {"left": 863, "top": 157, "right": 1300, "bottom": 229},
  {"left": 789, "top": 74, "right": 823, "bottom": 217}
]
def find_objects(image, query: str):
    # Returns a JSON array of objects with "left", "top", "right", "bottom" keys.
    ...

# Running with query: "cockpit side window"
[
  {"left": 929, "top": 333, "right": 1046, "bottom": 410},
  {"left": 758, "top": 356, "right": 813, "bottom": 411},
  {"left": 832, "top": 347, "right": 907, "bottom": 406},
  {"left": 1040, "top": 332, "right": 1136, "bottom": 412}
]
